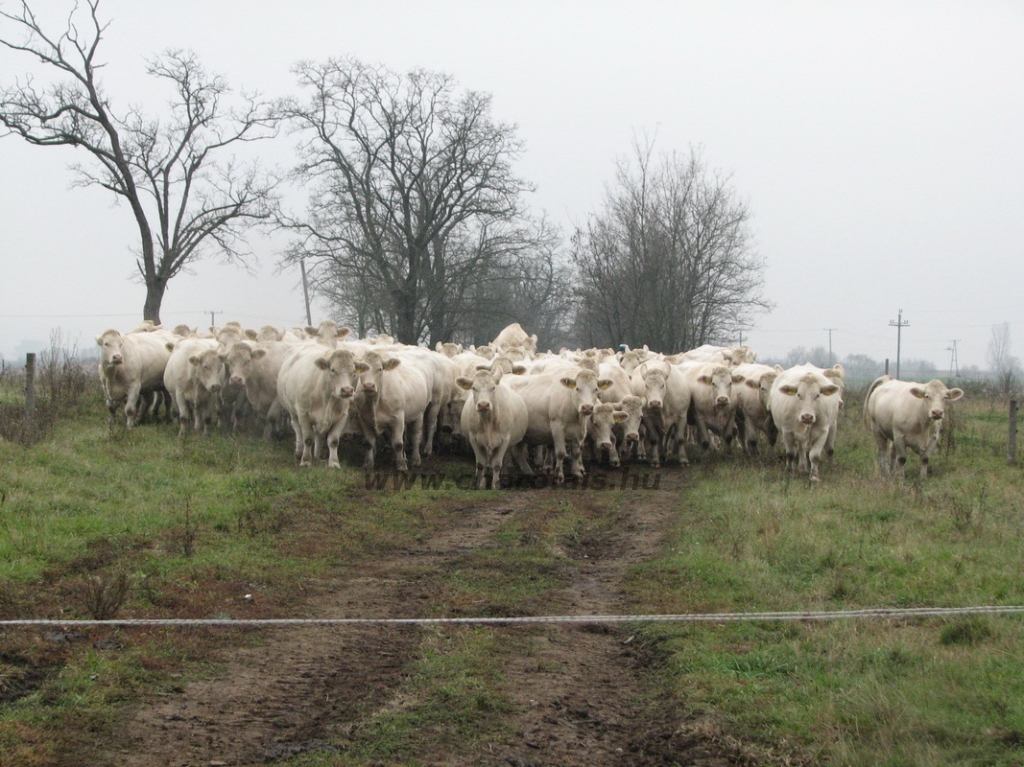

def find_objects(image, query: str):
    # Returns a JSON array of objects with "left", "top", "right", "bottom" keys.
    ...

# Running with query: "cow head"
[
  {"left": 315, "top": 348, "right": 368, "bottom": 399},
  {"left": 778, "top": 373, "right": 841, "bottom": 424},
  {"left": 911, "top": 380, "right": 965, "bottom": 421},
  {"left": 697, "top": 364, "right": 735, "bottom": 408},
  {"left": 188, "top": 349, "right": 226, "bottom": 393},
  {"left": 637, "top": 365, "right": 669, "bottom": 410},
  {"left": 558, "top": 369, "right": 612, "bottom": 417},
  {"left": 457, "top": 369, "right": 504, "bottom": 414},
  {"left": 95, "top": 330, "right": 126, "bottom": 367},
  {"left": 614, "top": 395, "right": 646, "bottom": 444},
  {"left": 589, "top": 403, "right": 629, "bottom": 450},
  {"left": 357, "top": 351, "right": 399, "bottom": 397}
]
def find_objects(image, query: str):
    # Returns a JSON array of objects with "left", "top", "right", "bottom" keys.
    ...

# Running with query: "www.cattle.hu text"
[{"left": 364, "top": 470, "right": 663, "bottom": 492}]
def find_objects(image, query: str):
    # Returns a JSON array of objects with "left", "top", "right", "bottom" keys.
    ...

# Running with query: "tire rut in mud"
[{"left": 103, "top": 471, "right": 781, "bottom": 767}]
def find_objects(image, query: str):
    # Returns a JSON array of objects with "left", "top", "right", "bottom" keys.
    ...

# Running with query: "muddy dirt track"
[{"left": 99, "top": 469, "right": 791, "bottom": 767}]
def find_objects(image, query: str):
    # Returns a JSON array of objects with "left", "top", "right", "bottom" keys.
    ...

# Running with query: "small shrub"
[{"left": 78, "top": 572, "right": 132, "bottom": 620}]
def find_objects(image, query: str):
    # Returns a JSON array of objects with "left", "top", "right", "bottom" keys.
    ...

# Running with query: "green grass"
[
  {"left": 623, "top": 393, "right": 1024, "bottom": 766},
  {"left": 2, "top": 379, "right": 1024, "bottom": 765}
]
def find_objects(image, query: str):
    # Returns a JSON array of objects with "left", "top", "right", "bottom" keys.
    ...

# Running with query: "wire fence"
[{"left": 3, "top": 605, "right": 1023, "bottom": 629}]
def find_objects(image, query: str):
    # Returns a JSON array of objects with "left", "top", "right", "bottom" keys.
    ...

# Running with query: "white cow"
[
  {"left": 730, "top": 363, "right": 780, "bottom": 456},
  {"left": 221, "top": 339, "right": 294, "bottom": 438},
  {"left": 510, "top": 367, "right": 612, "bottom": 483},
  {"left": 629, "top": 362, "right": 691, "bottom": 467},
  {"left": 95, "top": 327, "right": 175, "bottom": 427},
  {"left": 163, "top": 338, "right": 227, "bottom": 437},
  {"left": 768, "top": 367, "right": 842, "bottom": 481},
  {"left": 352, "top": 350, "right": 432, "bottom": 472},
  {"left": 456, "top": 368, "right": 530, "bottom": 489},
  {"left": 676, "top": 361, "right": 739, "bottom": 454},
  {"left": 277, "top": 345, "right": 368, "bottom": 468},
  {"left": 586, "top": 402, "right": 630, "bottom": 467},
  {"left": 492, "top": 322, "right": 538, "bottom": 358},
  {"left": 864, "top": 376, "right": 964, "bottom": 478}
]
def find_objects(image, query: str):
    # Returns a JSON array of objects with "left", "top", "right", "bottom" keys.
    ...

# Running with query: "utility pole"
[
  {"left": 300, "top": 258, "right": 313, "bottom": 327},
  {"left": 947, "top": 340, "right": 960, "bottom": 378},
  {"left": 823, "top": 328, "right": 837, "bottom": 366},
  {"left": 889, "top": 310, "right": 909, "bottom": 380},
  {"left": 209, "top": 310, "right": 222, "bottom": 328}
]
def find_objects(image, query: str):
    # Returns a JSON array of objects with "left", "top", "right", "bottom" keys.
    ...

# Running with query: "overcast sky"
[{"left": 1, "top": 1, "right": 1022, "bottom": 371}]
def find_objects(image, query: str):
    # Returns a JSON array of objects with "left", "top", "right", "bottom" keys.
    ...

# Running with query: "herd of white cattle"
[{"left": 94, "top": 320, "right": 964, "bottom": 488}]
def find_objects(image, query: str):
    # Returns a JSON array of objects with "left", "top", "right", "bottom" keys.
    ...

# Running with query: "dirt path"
[{"left": 102, "top": 470, "right": 771, "bottom": 767}]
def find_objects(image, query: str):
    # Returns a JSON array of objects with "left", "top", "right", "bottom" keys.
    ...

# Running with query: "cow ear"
[
  {"left": 383, "top": 358, "right": 401, "bottom": 371},
  {"left": 456, "top": 377, "right": 473, "bottom": 391},
  {"left": 218, "top": 352, "right": 229, "bottom": 364},
  {"left": 355, "top": 361, "right": 370, "bottom": 374},
  {"left": 314, "top": 357, "right": 331, "bottom": 370},
  {"left": 251, "top": 348, "right": 267, "bottom": 360},
  {"left": 698, "top": 374, "right": 713, "bottom": 385},
  {"left": 166, "top": 342, "right": 176, "bottom": 352},
  {"left": 780, "top": 385, "right": 798, "bottom": 396},
  {"left": 597, "top": 378, "right": 613, "bottom": 390},
  {"left": 732, "top": 374, "right": 745, "bottom": 384},
  {"left": 909, "top": 387, "right": 926, "bottom": 399},
  {"left": 188, "top": 355, "right": 201, "bottom": 366},
  {"left": 245, "top": 329, "right": 258, "bottom": 340},
  {"left": 512, "top": 365, "right": 527, "bottom": 375},
  {"left": 338, "top": 326, "right": 352, "bottom": 340},
  {"left": 774, "top": 364, "right": 784, "bottom": 373},
  {"left": 744, "top": 378, "right": 759, "bottom": 389},
  {"left": 613, "top": 411, "right": 629, "bottom": 423},
  {"left": 560, "top": 376, "right": 577, "bottom": 389},
  {"left": 821, "top": 384, "right": 840, "bottom": 396},
  {"left": 946, "top": 388, "right": 964, "bottom": 401}
]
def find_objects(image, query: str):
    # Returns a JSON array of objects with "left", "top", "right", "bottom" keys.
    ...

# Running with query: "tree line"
[{"left": 1, "top": 1, "right": 768, "bottom": 352}]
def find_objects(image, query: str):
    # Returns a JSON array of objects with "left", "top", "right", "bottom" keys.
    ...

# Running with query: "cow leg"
[
  {"left": 389, "top": 414, "right": 409, "bottom": 473},
  {"left": 551, "top": 426, "right": 568, "bottom": 484},
  {"left": 490, "top": 435, "right": 513, "bottom": 489},
  {"left": 408, "top": 414, "right": 424, "bottom": 468},
  {"left": 125, "top": 382, "right": 144, "bottom": 428},
  {"left": 873, "top": 432, "right": 891, "bottom": 475},
  {"left": 422, "top": 402, "right": 440, "bottom": 457},
  {"left": 780, "top": 431, "right": 799, "bottom": 472},
  {"left": 326, "top": 420, "right": 347, "bottom": 470},
  {"left": 892, "top": 432, "right": 909, "bottom": 478}
]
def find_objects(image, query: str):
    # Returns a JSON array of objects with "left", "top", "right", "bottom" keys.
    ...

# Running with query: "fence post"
[
  {"left": 1009, "top": 400, "right": 1019, "bottom": 465},
  {"left": 25, "top": 352, "right": 37, "bottom": 420}
]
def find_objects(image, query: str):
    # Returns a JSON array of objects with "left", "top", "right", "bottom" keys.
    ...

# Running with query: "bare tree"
[
  {"left": 0, "top": 1, "right": 281, "bottom": 322},
  {"left": 571, "top": 139, "right": 771, "bottom": 353},
  {"left": 987, "top": 322, "right": 1020, "bottom": 395},
  {"left": 280, "top": 57, "right": 538, "bottom": 346}
]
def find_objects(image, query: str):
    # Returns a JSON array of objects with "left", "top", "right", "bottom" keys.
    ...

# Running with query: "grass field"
[{"left": 1, "top": 369, "right": 1023, "bottom": 766}]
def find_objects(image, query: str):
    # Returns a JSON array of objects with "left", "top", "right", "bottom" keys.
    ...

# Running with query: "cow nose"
[
  {"left": 800, "top": 413, "right": 815, "bottom": 424},
  {"left": 931, "top": 410, "right": 943, "bottom": 420},
  {"left": 209, "top": 384, "right": 222, "bottom": 393},
  {"left": 716, "top": 396, "right": 729, "bottom": 406},
  {"left": 648, "top": 400, "right": 662, "bottom": 409},
  {"left": 600, "top": 441, "right": 612, "bottom": 449},
  {"left": 580, "top": 404, "right": 594, "bottom": 415},
  {"left": 111, "top": 354, "right": 123, "bottom": 364},
  {"left": 626, "top": 432, "right": 639, "bottom": 442},
  {"left": 363, "top": 384, "right": 376, "bottom": 393},
  {"left": 477, "top": 401, "right": 491, "bottom": 411},
  {"left": 341, "top": 386, "right": 354, "bottom": 398},
  {"left": 230, "top": 375, "right": 243, "bottom": 385}
]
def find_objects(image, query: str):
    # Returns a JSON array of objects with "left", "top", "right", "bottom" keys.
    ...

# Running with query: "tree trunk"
[{"left": 143, "top": 278, "right": 168, "bottom": 325}]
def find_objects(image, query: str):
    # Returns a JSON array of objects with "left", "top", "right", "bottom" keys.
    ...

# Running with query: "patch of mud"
[{"left": 99, "top": 466, "right": 789, "bottom": 767}]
